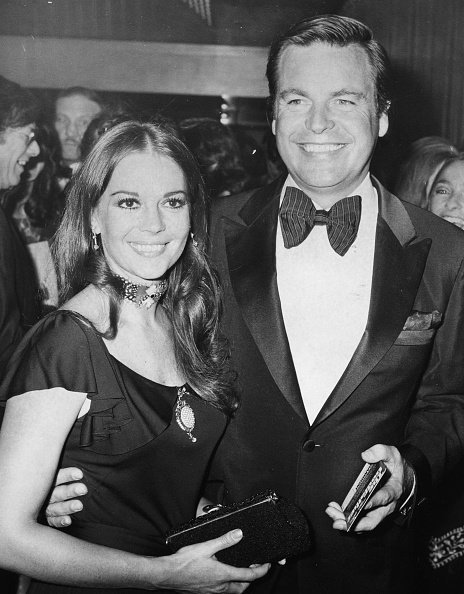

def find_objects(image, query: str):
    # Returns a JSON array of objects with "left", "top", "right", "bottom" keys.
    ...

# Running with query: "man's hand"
[
  {"left": 325, "top": 444, "right": 415, "bottom": 533},
  {"left": 46, "top": 467, "right": 87, "bottom": 528}
]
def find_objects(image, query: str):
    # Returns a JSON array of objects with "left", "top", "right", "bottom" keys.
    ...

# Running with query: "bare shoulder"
[{"left": 60, "top": 285, "right": 109, "bottom": 332}]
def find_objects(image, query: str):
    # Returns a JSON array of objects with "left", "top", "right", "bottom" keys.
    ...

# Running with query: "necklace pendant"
[{"left": 175, "top": 386, "right": 197, "bottom": 443}]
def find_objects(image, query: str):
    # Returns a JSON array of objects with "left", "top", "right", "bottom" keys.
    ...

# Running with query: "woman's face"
[
  {"left": 0, "top": 124, "right": 40, "bottom": 190},
  {"left": 91, "top": 150, "right": 190, "bottom": 283},
  {"left": 429, "top": 160, "right": 464, "bottom": 229}
]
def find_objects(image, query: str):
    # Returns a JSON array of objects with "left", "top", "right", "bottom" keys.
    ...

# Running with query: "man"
[
  {"left": 0, "top": 75, "right": 41, "bottom": 593},
  {"left": 53, "top": 86, "right": 102, "bottom": 180},
  {"left": 0, "top": 76, "right": 41, "bottom": 375},
  {"left": 46, "top": 16, "right": 464, "bottom": 594}
]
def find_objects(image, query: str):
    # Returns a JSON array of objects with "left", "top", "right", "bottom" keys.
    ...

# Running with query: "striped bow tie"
[{"left": 279, "top": 187, "right": 362, "bottom": 256}]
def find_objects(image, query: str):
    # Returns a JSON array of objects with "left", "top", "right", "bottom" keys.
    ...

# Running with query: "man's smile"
[{"left": 298, "top": 143, "right": 346, "bottom": 153}]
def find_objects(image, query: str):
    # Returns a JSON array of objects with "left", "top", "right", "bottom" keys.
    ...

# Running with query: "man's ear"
[
  {"left": 378, "top": 110, "right": 389, "bottom": 138},
  {"left": 271, "top": 119, "right": 276, "bottom": 136}
]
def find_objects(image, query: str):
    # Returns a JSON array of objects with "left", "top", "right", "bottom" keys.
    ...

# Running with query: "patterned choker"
[{"left": 116, "top": 275, "right": 168, "bottom": 309}]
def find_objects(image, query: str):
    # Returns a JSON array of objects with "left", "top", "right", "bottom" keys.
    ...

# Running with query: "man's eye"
[
  {"left": 434, "top": 187, "right": 449, "bottom": 196},
  {"left": 118, "top": 198, "right": 139, "bottom": 209},
  {"left": 336, "top": 99, "right": 355, "bottom": 107}
]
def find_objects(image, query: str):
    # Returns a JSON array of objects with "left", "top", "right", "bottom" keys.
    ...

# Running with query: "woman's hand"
[{"left": 155, "top": 529, "right": 270, "bottom": 593}]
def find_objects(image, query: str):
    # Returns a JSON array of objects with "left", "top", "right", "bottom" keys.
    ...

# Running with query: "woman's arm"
[{"left": 0, "top": 389, "right": 269, "bottom": 592}]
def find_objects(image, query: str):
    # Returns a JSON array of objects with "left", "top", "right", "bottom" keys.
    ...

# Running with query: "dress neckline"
[{"left": 58, "top": 309, "right": 185, "bottom": 390}]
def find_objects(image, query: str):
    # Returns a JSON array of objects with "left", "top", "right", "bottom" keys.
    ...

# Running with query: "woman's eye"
[
  {"left": 118, "top": 197, "right": 139, "bottom": 209},
  {"left": 166, "top": 196, "right": 187, "bottom": 209}
]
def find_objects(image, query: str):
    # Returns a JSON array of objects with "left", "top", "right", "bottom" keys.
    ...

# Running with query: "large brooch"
[{"left": 175, "top": 386, "right": 197, "bottom": 443}]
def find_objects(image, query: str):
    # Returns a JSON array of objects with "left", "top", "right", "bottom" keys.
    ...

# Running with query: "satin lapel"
[
  {"left": 312, "top": 181, "right": 432, "bottom": 427},
  {"left": 223, "top": 179, "right": 307, "bottom": 423}
]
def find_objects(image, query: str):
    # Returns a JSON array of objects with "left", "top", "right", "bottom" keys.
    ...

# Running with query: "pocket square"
[{"left": 402, "top": 310, "right": 442, "bottom": 331}]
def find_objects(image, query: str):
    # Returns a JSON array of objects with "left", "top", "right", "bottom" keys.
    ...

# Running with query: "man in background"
[
  {"left": 0, "top": 74, "right": 41, "bottom": 593},
  {"left": 53, "top": 86, "right": 102, "bottom": 182}
]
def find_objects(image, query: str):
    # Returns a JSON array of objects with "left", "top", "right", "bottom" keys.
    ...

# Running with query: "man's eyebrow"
[
  {"left": 279, "top": 88, "right": 308, "bottom": 99},
  {"left": 332, "top": 89, "right": 367, "bottom": 99}
]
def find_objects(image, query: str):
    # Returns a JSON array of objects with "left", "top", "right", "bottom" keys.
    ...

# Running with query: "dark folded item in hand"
[{"left": 165, "top": 490, "right": 311, "bottom": 567}]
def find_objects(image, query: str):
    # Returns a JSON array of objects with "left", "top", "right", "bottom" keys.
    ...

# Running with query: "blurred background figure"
[
  {"left": 53, "top": 86, "right": 103, "bottom": 185},
  {"left": 0, "top": 73, "right": 41, "bottom": 592},
  {"left": 2, "top": 122, "right": 63, "bottom": 311},
  {"left": 79, "top": 108, "right": 143, "bottom": 160},
  {"left": 427, "top": 153, "right": 464, "bottom": 229},
  {"left": 394, "top": 136, "right": 458, "bottom": 208},
  {"left": 179, "top": 117, "right": 249, "bottom": 199},
  {"left": 3, "top": 122, "right": 63, "bottom": 242}
]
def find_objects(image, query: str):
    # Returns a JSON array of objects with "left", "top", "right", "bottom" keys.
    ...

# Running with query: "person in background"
[
  {"left": 0, "top": 119, "right": 269, "bottom": 594},
  {"left": 53, "top": 86, "right": 103, "bottom": 184},
  {"left": 2, "top": 122, "right": 63, "bottom": 312},
  {"left": 394, "top": 136, "right": 458, "bottom": 208},
  {"left": 412, "top": 150, "right": 464, "bottom": 594},
  {"left": 3, "top": 122, "right": 64, "bottom": 243},
  {"left": 0, "top": 74, "right": 41, "bottom": 593},
  {"left": 79, "top": 110, "right": 137, "bottom": 160},
  {"left": 427, "top": 153, "right": 464, "bottom": 229},
  {"left": 180, "top": 117, "right": 249, "bottom": 199}
]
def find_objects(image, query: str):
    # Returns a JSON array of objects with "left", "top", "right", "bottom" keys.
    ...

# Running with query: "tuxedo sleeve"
[{"left": 400, "top": 256, "right": 464, "bottom": 495}]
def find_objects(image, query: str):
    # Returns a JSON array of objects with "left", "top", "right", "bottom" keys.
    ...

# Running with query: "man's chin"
[{"left": 62, "top": 150, "right": 80, "bottom": 164}]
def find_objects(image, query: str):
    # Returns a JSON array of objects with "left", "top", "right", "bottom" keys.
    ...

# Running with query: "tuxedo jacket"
[
  {"left": 0, "top": 204, "right": 40, "bottom": 377},
  {"left": 207, "top": 176, "right": 464, "bottom": 594}
]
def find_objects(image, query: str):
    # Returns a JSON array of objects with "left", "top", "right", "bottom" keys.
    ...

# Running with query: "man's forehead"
[
  {"left": 56, "top": 95, "right": 101, "bottom": 116},
  {"left": 278, "top": 42, "right": 373, "bottom": 82}
]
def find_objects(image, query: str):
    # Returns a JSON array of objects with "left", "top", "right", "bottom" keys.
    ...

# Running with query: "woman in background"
[
  {"left": 427, "top": 153, "right": 464, "bottom": 229},
  {"left": 0, "top": 120, "right": 269, "bottom": 593},
  {"left": 394, "top": 136, "right": 458, "bottom": 208}
]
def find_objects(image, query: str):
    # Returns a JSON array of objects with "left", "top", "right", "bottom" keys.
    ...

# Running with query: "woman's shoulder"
[{"left": 61, "top": 285, "right": 109, "bottom": 331}]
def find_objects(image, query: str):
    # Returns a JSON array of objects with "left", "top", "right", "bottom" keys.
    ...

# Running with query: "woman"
[
  {"left": 0, "top": 120, "right": 269, "bottom": 593},
  {"left": 427, "top": 153, "right": 464, "bottom": 229},
  {"left": 393, "top": 136, "right": 458, "bottom": 208}
]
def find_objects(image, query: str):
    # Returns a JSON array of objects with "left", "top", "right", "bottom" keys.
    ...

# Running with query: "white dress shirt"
[{"left": 276, "top": 174, "right": 378, "bottom": 422}]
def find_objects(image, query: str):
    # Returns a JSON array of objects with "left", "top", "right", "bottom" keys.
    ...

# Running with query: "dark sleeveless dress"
[{"left": 0, "top": 310, "right": 228, "bottom": 593}]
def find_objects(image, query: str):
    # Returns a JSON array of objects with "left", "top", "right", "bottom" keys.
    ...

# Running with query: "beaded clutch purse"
[{"left": 165, "top": 490, "right": 311, "bottom": 567}]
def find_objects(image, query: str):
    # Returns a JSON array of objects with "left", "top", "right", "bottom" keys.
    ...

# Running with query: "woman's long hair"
[{"left": 52, "top": 120, "right": 237, "bottom": 415}]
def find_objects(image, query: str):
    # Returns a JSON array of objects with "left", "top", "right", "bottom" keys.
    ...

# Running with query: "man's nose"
[
  {"left": 305, "top": 104, "right": 334, "bottom": 134},
  {"left": 27, "top": 140, "right": 40, "bottom": 158}
]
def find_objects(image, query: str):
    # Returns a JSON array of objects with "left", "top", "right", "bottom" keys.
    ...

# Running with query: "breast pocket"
[{"left": 394, "top": 328, "right": 436, "bottom": 346}]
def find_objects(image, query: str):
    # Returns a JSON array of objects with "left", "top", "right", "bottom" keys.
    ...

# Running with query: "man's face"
[
  {"left": 272, "top": 42, "right": 389, "bottom": 206},
  {"left": 0, "top": 124, "right": 40, "bottom": 190},
  {"left": 54, "top": 94, "right": 101, "bottom": 164}
]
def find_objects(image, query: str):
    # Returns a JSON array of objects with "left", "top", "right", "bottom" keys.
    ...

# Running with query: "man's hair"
[
  {"left": 266, "top": 14, "right": 393, "bottom": 116},
  {"left": 55, "top": 86, "right": 104, "bottom": 110},
  {"left": 0, "top": 75, "right": 39, "bottom": 135}
]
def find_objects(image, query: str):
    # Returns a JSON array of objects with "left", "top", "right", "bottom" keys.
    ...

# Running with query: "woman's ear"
[{"left": 90, "top": 210, "right": 101, "bottom": 235}]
